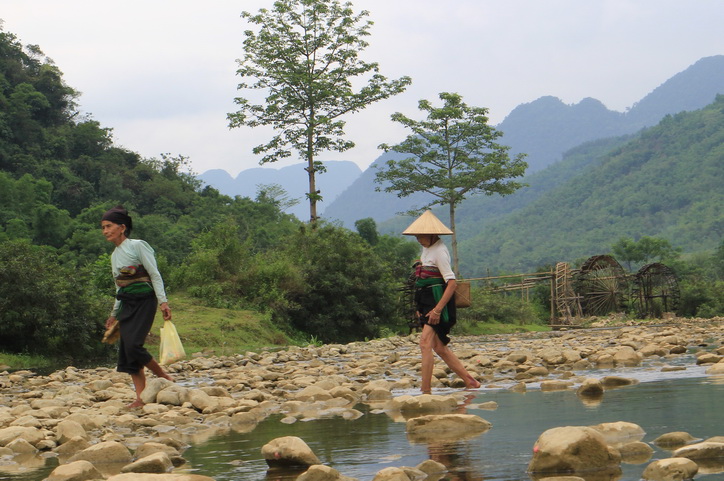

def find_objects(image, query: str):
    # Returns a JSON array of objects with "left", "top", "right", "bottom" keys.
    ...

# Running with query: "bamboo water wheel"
[
  {"left": 554, "top": 262, "right": 582, "bottom": 323},
  {"left": 632, "top": 263, "right": 680, "bottom": 318},
  {"left": 575, "top": 255, "right": 629, "bottom": 316}
]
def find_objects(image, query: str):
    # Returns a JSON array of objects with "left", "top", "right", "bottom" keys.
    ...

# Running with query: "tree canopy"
[{"left": 228, "top": 0, "right": 411, "bottom": 222}]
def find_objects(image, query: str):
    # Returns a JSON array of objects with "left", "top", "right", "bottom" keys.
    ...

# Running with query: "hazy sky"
[{"left": 2, "top": 1, "right": 722, "bottom": 177}]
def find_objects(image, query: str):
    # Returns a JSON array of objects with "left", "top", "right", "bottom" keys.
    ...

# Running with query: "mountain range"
[{"left": 322, "top": 55, "right": 724, "bottom": 227}]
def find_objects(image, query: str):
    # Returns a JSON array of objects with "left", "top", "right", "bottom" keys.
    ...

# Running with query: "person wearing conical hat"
[{"left": 404, "top": 210, "right": 481, "bottom": 394}]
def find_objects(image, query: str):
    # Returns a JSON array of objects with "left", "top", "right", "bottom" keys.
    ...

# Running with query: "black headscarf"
[{"left": 102, "top": 206, "right": 133, "bottom": 237}]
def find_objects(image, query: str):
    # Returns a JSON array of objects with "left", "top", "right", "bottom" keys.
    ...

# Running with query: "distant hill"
[
  {"left": 457, "top": 95, "right": 724, "bottom": 275},
  {"left": 324, "top": 55, "right": 724, "bottom": 228},
  {"left": 197, "top": 160, "right": 362, "bottom": 221}
]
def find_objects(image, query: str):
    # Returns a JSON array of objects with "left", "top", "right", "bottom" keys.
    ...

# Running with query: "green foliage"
[
  {"left": 611, "top": 236, "right": 682, "bottom": 270},
  {"left": 355, "top": 217, "right": 379, "bottom": 246},
  {"left": 228, "top": 0, "right": 411, "bottom": 221},
  {"left": 458, "top": 289, "right": 545, "bottom": 325},
  {"left": 275, "top": 223, "right": 400, "bottom": 343},
  {"left": 0, "top": 241, "right": 112, "bottom": 360}
]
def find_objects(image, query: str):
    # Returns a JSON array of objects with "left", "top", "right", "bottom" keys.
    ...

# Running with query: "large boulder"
[
  {"left": 261, "top": 436, "right": 321, "bottom": 468},
  {"left": 641, "top": 458, "right": 698, "bottom": 481},
  {"left": 406, "top": 414, "right": 492, "bottom": 443},
  {"left": 653, "top": 432, "right": 698, "bottom": 448},
  {"left": 388, "top": 395, "right": 458, "bottom": 414},
  {"left": 372, "top": 467, "right": 412, "bottom": 481},
  {"left": 672, "top": 441, "right": 724, "bottom": 460},
  {"left": 68, "top": 440, "right": 133, "bottom": 464},
  {"left": 0, "top": 426, "right": 44, "bottom": 447},
  {"left": 528, "top": 426, "right": 622, "bottom": 474},
  {"left": 121, "top": 452, "right": 174, "bottom": 474},
  {"left": 45, "top": 460, "right": 103, "bottom": 481},
  {"left": 297, "top": 464, "right": 357, "bottom": 481}
]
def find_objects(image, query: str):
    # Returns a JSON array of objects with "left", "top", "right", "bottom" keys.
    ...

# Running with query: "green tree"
[
  {"left": 355, "top": 217, "right": 379, "bottom": 246},
  {"left": 611, "top": 236, "right": 681, "bottom": 270},
  {"left": 228, "top": 0, "right": 411, "bottom": 223},
  {"left": 375, "top": 92, "right": 528, "bottom": 274},
  {"left": 0, "top": 241, "right": 111, "bottom": 360}
]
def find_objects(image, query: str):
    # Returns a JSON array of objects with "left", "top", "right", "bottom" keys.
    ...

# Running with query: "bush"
[
  {"left": 0, "top": 240, "right": 112, "bottom": 360},
  {"left": 277, "top": 223, "right": 401, "bottom": 343},
  {"left": 458, "top": 288, "right": 544, "bottom": 325}
]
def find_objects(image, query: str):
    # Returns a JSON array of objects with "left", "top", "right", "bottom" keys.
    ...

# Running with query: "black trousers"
[{"left": 116, "top": 290, "right": 156, "bottom": 374}]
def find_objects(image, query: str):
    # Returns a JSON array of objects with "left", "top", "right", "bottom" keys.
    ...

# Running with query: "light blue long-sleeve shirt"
[{"left": 110, "top": 238, "right": 168, "bottom": 316}]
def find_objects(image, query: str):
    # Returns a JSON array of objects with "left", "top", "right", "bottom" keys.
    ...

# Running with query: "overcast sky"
[{"left": 2, "top": 1, "right": 723, "bottom": 177}]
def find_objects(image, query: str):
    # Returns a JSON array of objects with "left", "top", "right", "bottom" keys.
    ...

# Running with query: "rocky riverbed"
[{"left": 1, "top": 318, "right": 723, "bottom": 481}]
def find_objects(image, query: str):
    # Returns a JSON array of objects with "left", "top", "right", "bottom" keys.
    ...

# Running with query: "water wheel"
[
  {"left": 554, "top": 262, "right": 582, "bottom": 323},
  {"left": 575, "top": 255, "right": 629, "bottom": 316},
  {"left": 632, "top": 263, "right": 680, "bottom": 318}
]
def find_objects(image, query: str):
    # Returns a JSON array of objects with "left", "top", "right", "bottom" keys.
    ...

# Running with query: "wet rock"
[
  {"left": 416, "top": 459, "right": 446, "bottom": 477},
  {"left": 56, "top": 420, "right": 89, "bottom": 444},
  {"left": 54, "top": 435, "right": 91, "bottom": 457},
  {"left": 590, "top": 421, "right": 645, "bottom": 446},
  {"left": 618, "top": 441, "right": 654, "bottom": 464},
  {"left": 6, "top": 437, "right": 36, "bottom": 453},
  {"left": 673, "top": 441, "right": 724, "bottom": 461},
  {"left": 706, "top": 362, "right": 724, "bottom": 374},
  {"left": 0, "top": 426, "right": 44, "bottom": 447},
  {"left": 613, "top": 346, "right": 643, "bottom": 366},
  {"left": 297, "top": 464, "right": 358, "bottom": 481},
  {"left": 121, "top": 451, "right": 174, "bottom": 473},
  {"left": 600, "top": 376, "right": 638, "bottom": 389},
  {"left": 68, "top": 440, "right": 133, "bottom": 464},
  {"left": 261, "top": 436, "right": 321, "bottom": 468},
  {"left": 696, "top": 353, "right": 722, "bottom": 365},
  {"left": 389, "top": 394, "right": 458, "bottom": 414},
  {"left": 372, "top": 467, "right": 412, "bottom": 481},
  {"left": 539, "top": 380, "right": 573, "bottom": 392},
  {"left": 576, "top": 378, "right": 604, "bottom": 397},
  {"left": 45, "top": 459, "right": 104, "bottom": 481},
  {"left": 406, "top": 414, "right": 491, "bottom": 443},
  {"left": 641, "top": 457, "right": 698, "bottom": 481},
  {"left": 653, "top": 432, "right": 698, "bottom": 448},
  {"left": 528, "top": 426, "right": 622, "bottom": 474}
]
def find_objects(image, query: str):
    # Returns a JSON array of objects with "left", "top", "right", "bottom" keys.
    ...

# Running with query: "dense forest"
[{"left": 0, "top": 27, "right": 418, "bottom": 361}]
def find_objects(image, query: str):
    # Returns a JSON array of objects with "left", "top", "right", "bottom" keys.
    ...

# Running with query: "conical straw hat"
[{"left": 402, "top": 210, "right": 453, "bottom": 235}]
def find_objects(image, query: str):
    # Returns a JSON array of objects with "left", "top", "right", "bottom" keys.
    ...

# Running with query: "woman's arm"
[{"left": 426, "top": 279, "right": 457, "bottom": 325}]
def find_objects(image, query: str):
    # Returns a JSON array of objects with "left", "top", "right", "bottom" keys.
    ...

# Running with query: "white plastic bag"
[{"left": 159, "top": 320, "right": 185, "bottom": 365}]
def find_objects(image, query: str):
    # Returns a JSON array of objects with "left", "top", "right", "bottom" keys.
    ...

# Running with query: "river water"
[{"left": 2, "top": 353, "right": 723, "bottom": 481}]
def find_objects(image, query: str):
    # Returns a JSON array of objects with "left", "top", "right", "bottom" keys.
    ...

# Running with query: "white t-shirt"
[
  {"left": 420, "top": 239, "right": 456, "bottom": 281},
  {"left": 110, "top": 238, "right": 168, "bottom": 316}
]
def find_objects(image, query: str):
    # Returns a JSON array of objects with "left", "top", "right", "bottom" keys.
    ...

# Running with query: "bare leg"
[
  {"left": 431, "top": 335, "right": 481, "bottom": 389},
  {"left": 419, "top": 325, "right": 437, "bottom": 394},
  {"left": 145, "top": 358, "right": 173, "bottom": 382},
  {"left": 128, "top": 370, "right": 146, "bottom": 408}
]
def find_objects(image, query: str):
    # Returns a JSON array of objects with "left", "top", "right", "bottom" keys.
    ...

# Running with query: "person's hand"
[
  {"left": 105, "top": 316, "right": 117, "bottom": 329},
  {"left": 160, "top": 302, "right": 172, "bottom": 321},
  {"left": 426, "top": 309, "right": 441, "bottom": 325}
]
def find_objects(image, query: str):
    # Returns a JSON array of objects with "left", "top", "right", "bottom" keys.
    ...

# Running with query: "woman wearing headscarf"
[
  {"left": 101, "top": 205, "right": 173, "bottom": 408},
  {"left": 404, "top": 210, "right": 481, "bottom": 394}
]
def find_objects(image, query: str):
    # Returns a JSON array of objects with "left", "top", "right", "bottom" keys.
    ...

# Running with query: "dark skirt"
[
  {"left": 415, "top": 284, "right": 457, "bottom": 345},
  {"left": 116, "top": 290, "right": 156, "bottom": 374}
]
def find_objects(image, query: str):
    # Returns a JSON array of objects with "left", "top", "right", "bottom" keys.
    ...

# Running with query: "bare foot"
[
  {"left": 161, "top": 373, "right": 174, "bottom": 382},
  {"left": 127, "top": 400, "right": 145, "bottom": 409},
  {"left": 464, "top": 377, "right": 482, "bottom": 390},
  {"left": 421, "top": 389, "right": 432, "bottom": 395}
]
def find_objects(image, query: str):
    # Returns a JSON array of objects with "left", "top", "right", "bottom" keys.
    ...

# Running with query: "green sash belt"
[{"left": 415, "top": 277, "right": 449, "bottom": 323}]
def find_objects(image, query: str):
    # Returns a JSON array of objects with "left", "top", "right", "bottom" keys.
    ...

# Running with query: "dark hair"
[{"left": 101, "top": 205, "right": 133, "bottom": 237}]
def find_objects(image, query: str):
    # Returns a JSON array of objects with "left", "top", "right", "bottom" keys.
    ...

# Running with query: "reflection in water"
[{"left": 427, "top": 441, "right": 484, "bottom": 481}]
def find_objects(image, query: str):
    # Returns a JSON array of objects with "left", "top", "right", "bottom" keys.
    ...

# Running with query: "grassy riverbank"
[{"left": 0, "top": 293, "right": 551, "bottom": 371}]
